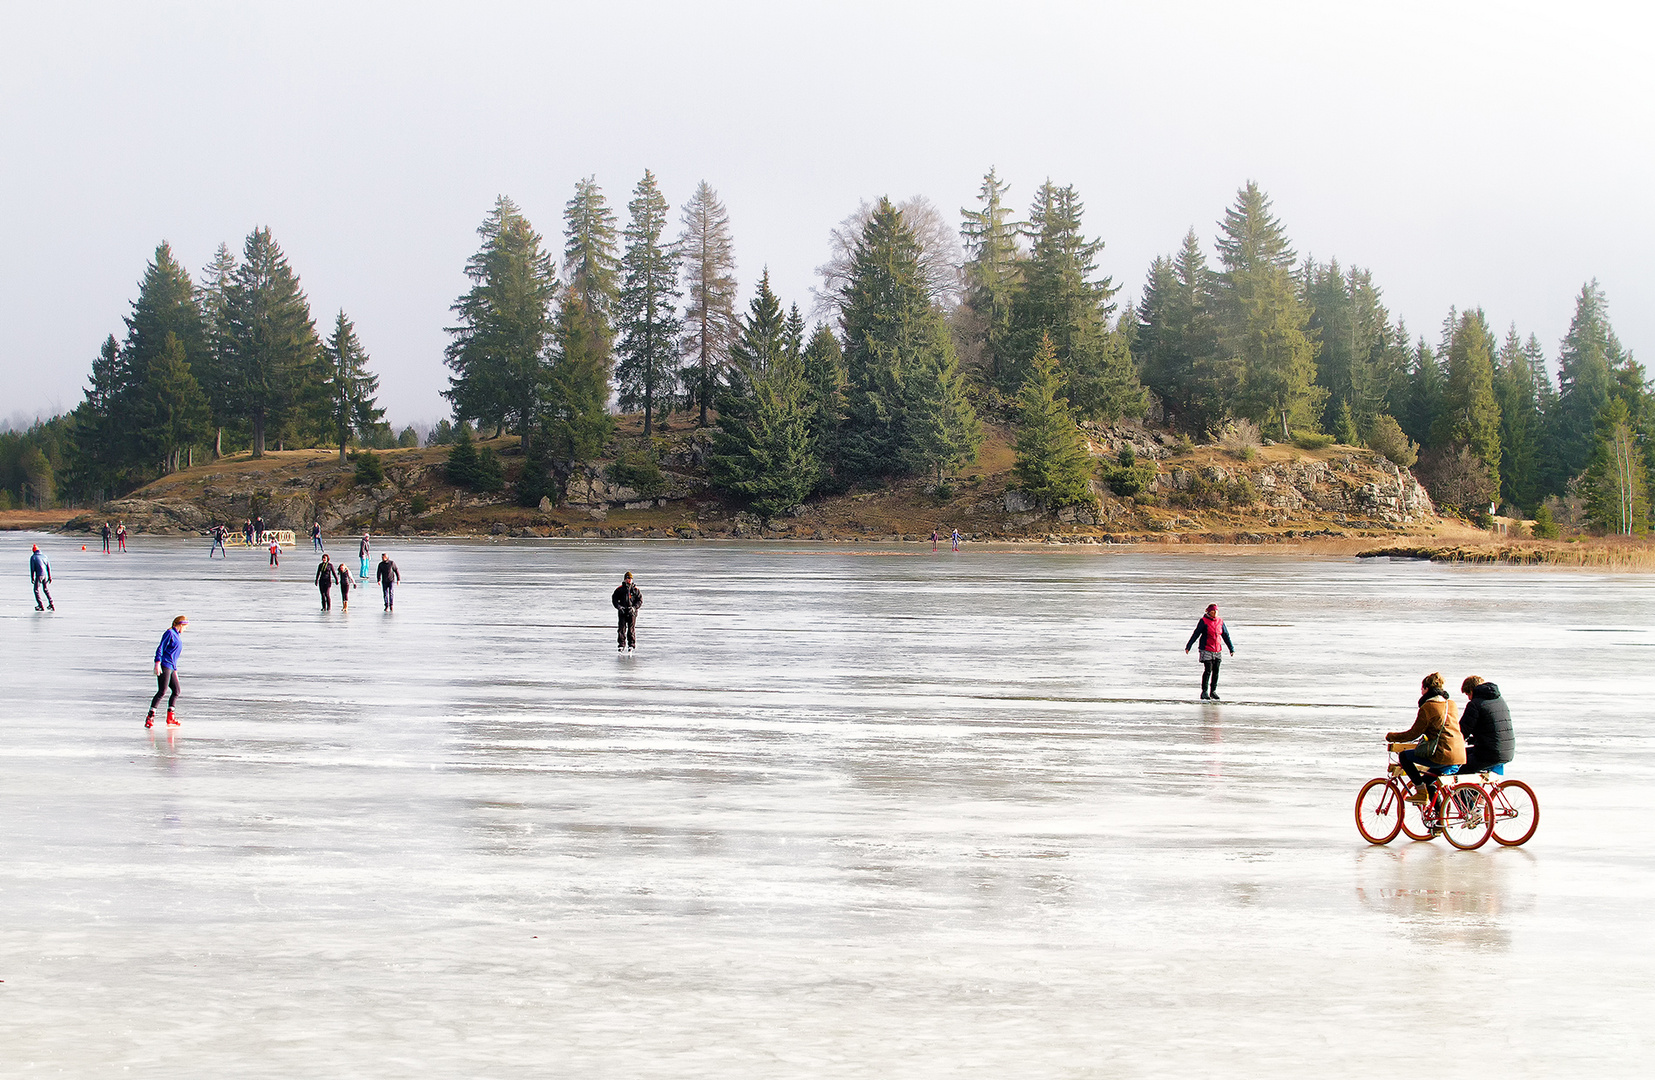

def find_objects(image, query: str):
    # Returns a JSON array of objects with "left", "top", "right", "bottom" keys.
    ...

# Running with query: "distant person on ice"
[
  {"left": 375, "top": 552, "right": 400, "bottom": 611},
  {"left": 117, "top": 522, "right": 128, "bottom": 553},
  {"left": 311, "top": 521, "right": 323, "bottom": 552},
  {"left": 269, "top": 538, "right": 280, "bottom": 566},
  {"left": 612, "top": 572, "right": 642, "bottom": 652},
  {"left": 315, "top": 552, "right": 335, "bottom": 610},
  {"left": 336, "top": 561, "right": 353, "bottom": 611},
  {"left": 1184, "top": 603, "right": 1235, "bottom": 700},
  {"left": 29, "top": 544, "right": 53, "bottom": 611},
  {"left": 209, "top": 523, "right": 228, "bottom": 558},
  {"left": 146, "top": 615, "right": 188, "bottom": 729},
  {"left": 101, "top": 521, "right": 112, "bottom": 553},
  {"left": 359, "top": 533, "right": 371, "bottom": 581}
]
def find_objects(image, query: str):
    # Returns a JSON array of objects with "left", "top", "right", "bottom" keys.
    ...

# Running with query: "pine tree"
[
  {"left": 322, "top": 311, "right": 385, "bottom": 462},
  {"left": 1435, "top": 309, "right": 1502, "bottom": 491},
  {"left": 1495, "top": 326, "right": 1543, "bottom": 513},
  {"left": 221, "top": 227, "right": 321, "bottom": 456},
  {"left": 1013, "top": 333, "right": 1094, "bottom": 507},
  {"left": 1545, "top": 281, "right": 1622, "bottom": 495},
  {"left": 444, "top": 196, "right": 556, "bottom": 448},
  {"left": 135, "top": 332, "right": 211, "bottom": 473},
  {"left": 1214, "top": 182, "right": 1323, "bottom": 438},
  {"left": 615, "top": 170, "right": 682, "bottom": 438},
  {"left": 677, "top": 180, "right": 739, "bottom": 428},
  {"left": 959, "top": 167, "right": 1024, "bottom": 388},
  {"left": 562, "top": 176, "right": 622, "bottom": 361},
  {"left": 710, "top": 272, "right": 821, "bottom": 516}
]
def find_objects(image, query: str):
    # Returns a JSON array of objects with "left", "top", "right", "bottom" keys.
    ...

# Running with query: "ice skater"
[
  {"left": 612, "top": 571, "right": 642, "bottom": 652},
  {"left": 269, "top": 538, "right": 281, "bottom": 566},
  {"left": 29, "top": 544, "right": 54, "bottom": 611},
  {"left": 359, "top": 532, "right": 371, "bottom": 581},
  {"left": 116, "top": 522, "right": 128, "bottom": 553},
  {"left": 336, "top": 560, "right": 353, "bottom": 611},
  {"left": 146, "top": 615, "right": 188, "bottom": 728},
  {"left": 311, "top": 521, "right": 323, "bottom": 552},
  {"left": 101, "top": 521, "right": 112, "bottom": 553},
  {"left": 254, "top": 515, "right": 265, "bottom": 543},
  {"left": 931, "top": 529, "right": 938, "bottom": 552},
  {"left": 375, "top": 551, "right": 400, "bottom": 611},
  {"left": 315, "top": 552, "right": 335, "bottom": 610},
  {"left": 951, "top": 528, "right": 960, "bottom": 552},
  {"left": 209, "top": 523, "right": 228, "bottom": 558},
  {"left": 1184, "top": 603, "right": 1235, "bottom": 700}
]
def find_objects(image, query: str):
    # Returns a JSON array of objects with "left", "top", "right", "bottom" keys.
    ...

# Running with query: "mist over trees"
[{"left": 22, "top": 169, "right": 1650, "bottom": 539}]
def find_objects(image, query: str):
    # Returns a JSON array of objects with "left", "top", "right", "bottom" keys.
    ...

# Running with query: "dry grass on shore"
[{"left": 1358, "top": 536, "right": 1655, "bottom": 570}]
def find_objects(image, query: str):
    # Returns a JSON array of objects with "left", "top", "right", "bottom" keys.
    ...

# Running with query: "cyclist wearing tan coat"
[{"left": 1386, "top": 671, "right": 1466, "bottom": 801}]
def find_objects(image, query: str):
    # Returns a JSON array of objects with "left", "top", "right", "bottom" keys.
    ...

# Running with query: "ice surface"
[{"left": 3, "top": 535, "right": 1653, "bottom": 1077}]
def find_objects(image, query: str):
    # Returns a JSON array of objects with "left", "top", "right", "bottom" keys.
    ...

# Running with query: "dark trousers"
[
  {"left": 33, "top": 580, "right": 52, "bottom": 608},
  {"left": 150, "top": 669, "right": 180, "bottom": 711},
  {"left": 319, "top": 585, "right": 331, "bottom": 610},
  {"left": 1201, "top": 657, "right": 1222, "bottom": 696},
  {"left": 382, "top": 582, "right": 394, "bottom": 609},
  {"left": 617, "top": 607, "right": 637, "bottom": 648},
  {"left": 1398, "top": 748, "right": 1445, "bottom": 794}
]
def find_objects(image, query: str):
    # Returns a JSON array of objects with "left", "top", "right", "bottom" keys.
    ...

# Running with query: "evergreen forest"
[{"left": 5, "top": 171, "right": 1649, "bottom": 537}]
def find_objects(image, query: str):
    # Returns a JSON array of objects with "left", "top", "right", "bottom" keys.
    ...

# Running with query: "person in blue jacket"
[
  {"left": 29, "top": 544, "right": 54, "bottom": 611},
  {"left": 1184, "top": 603, "right": 1235, "bottom": 700},
  {"left": 146, "top": 615, "right": 188, "bottom": 729}
]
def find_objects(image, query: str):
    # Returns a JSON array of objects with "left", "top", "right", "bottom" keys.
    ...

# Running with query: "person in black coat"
[
  {"left": 1459, "top": 676, "right": 1515, "bottom": 773},
  {"left": 612, "top": 572, "right": 642, "bottom": 652}
]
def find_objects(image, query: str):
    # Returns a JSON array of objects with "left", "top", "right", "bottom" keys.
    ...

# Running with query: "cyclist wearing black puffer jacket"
[{"left": 1459, "top": 676, "right": 1515, "bottom": 774}]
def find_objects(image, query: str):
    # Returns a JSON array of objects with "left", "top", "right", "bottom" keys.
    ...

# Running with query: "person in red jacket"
[{"left": 1184, "top": 603, "right": 1235, "bottom": 700}]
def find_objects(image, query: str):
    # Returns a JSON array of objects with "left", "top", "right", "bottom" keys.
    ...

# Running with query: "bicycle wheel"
[
  {"left": 1356, "top": 778, "right": 1404, "bottom": 844},
  {"left": 1441, "top": 783, "right": 1494, "bottom": 850},
  {"left": 1399, "top": 782, "right": 1437, "bottom": 840},
  {"left": 1492, "top": 780, "right": 1539, "bottom": 846}
]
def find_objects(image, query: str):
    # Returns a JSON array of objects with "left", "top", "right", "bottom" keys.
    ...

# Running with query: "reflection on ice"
[{"left": 2, "top": 537, "right": 1653, "bottom": 1075}]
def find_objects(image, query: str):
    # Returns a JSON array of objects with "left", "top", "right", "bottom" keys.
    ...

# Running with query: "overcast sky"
[{"left": 3, "top": 0, "right": 1651, "bottom": 428}]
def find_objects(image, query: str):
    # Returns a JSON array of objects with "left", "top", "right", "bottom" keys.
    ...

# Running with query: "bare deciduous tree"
[{"left": 812, "top": 196, "right": 962, "bottom": 320}]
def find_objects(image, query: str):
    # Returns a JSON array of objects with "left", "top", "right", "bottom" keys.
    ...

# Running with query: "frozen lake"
[{"left": 4, "top": 535, "right": 1653, "bottom": 1077}]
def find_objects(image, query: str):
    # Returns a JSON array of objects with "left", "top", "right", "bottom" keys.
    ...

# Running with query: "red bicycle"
[{"left": 1355, "top": 744, "right": 1495, "bottom": 850}]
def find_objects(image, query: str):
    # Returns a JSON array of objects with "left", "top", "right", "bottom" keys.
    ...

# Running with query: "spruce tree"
[
  {"left": 1013, "top": 333, "right": 1093, "bottom": 507},
  {"left": 1545, "top": 281, "right": 1622, "bottom": 494},
  {"left": 1402, "top": 338, "right": 1446, "bottom": 448},
  {"left": 1214, "top": 182, "right": 1323, "bottom": 438},
  {"left": 710, "top": 272, "right": 821, "bottom": 515},
  {"left": 800, "top": 324, "right": 847, "bottom": 487},
  {"left": 542, "top": 289, "right": 618, "bottom": 478},
  {"left": 1135, "top": 230, "right": 1226, "bottom": 432},
  {"left": 615, "top": 170, "right": 682, "bottom": 438},
  {"left": 197, "top": 243, "right": 239, "bottom": 455},
  {"left": 959, "top": 168, "right": 1023, "bottom": 388},
  {"left": 322, "top": 311, "right": 385, "bottom": 462},
  {"left": 563, "top": 176, "right": 622, "bottom": 361},
  {"left": 444, "top": 196, "right": 556, "bottom": 448},
  {"left": 677, "top": 180, "right": 739, "bottom": 427},
  {"left": 67, "top": 335, "right": 133, "bottom": 497},
  {"left": 221, "top": 227, "right": 321, "bottom": 456},
  {"left": 135, "top": 332, "right": 211, "bottom": 473},
  {"left": 1435, "top": 309, "right": 1502, "bottom": 491},
  {"left": 838, "top": 199, "right": 959, "bottom": 481},
  {"left": 1495, "top": 326, "right": 1543, "bottom": 513},
  {"left": 1583, "top": 396, "right": 1648, "bottom": 534},
  {"left": 900, "top": 330, "right": 982, "bottom": 483}
]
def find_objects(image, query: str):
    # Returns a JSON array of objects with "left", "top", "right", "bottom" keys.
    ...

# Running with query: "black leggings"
[
  {"left": 150, "top": 669, "right": 180, "bottom": 710},
  {"left": 319, "top": 585, "right": 332, "bottom": 610},
  {"left": 1201, "top": 657, "right": 1222, "bottom": 696}
]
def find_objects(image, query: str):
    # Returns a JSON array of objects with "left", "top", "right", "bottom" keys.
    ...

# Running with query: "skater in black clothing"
[
  {"left": 1184, "top": 603, "right": 1235, "bottom": 700},
  {"left": 209, "top": 523, "right": 228, "bottom": 557},
  {"left": 311, "top": 521, "right": 323, "bottom": 551},
  {"left": 101, "top": 521, "right": 112, "bottom": 553},
  {"left": 336, "top": 561, "right": 353, "bottom": 611},
  {"left": 612, "top": 572, "right": 642, "bottom": 651},
  {"left": 29, "top": 544, "right": 54, "bottom": 610},
  {"left": 315, "top": 553, "right": 335, "bottom": 610},
  {"left": 375, "top": 552, "right": 400, "bottom": 610}
]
